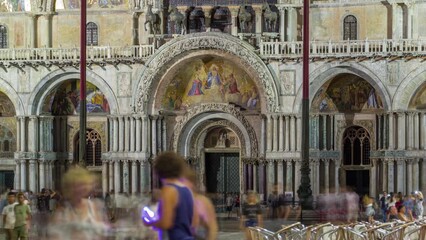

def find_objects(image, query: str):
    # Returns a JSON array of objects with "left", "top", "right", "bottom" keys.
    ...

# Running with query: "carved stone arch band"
[
  {"left": 134, "top": 32, "right": 280, "bottom": 113},
  {"left": 172, "top": 103, "right": 259, "bottom": 158}
]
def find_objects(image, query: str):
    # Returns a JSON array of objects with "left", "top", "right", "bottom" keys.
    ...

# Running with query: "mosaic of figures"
[
  {"left": 59, "top": 0, "right": 130, "bottom": 9},
  {"left": 0, "top": 92, "right": 15, "bottom": 117},
  {"left": 409, "top": 83, "right": 426, "bottom": 110},
  {"left": 311, "top": 74, "right": 383, "bottom": 113},
  {"left": 0, "top": 0, "right": 29, "bottom": 11},
  {"left": 0, "top": 125, "right": 15, "bottom": 153},
  {"left": 162, "top": 56, "right": 260, "bottom": 111},
  {"left": 42, "top": 80, "right": 110, "bottom": 115}
]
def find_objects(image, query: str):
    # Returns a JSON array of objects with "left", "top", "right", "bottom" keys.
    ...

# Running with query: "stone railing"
[
  {"left": 259, "top": 39, "right": 426, "bottom": 59},
  {"left": 0, "top": 44, "right": 155, "bottom": 63},
  {"left": 278, "top": 0, "right": 416, "bottom": 5},
  {"left": 170, "top": 0, "right": 277, "bottom": 6}
]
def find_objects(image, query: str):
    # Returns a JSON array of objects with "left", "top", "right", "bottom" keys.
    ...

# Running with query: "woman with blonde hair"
[
  {"left": 48, "top": 166, "right": 110, "bottom": 240},
  {"left": 240, "top": 191, "right": 263, "bottom": 240}
]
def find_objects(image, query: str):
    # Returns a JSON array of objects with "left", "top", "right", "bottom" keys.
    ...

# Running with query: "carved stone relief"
[
  {"left": 280, "top": 70, "right": 295, "bottom": 95},
  {"left": 117, "top": 72, "right": 132, "bottom": 97},
  {"left": 135, "top": 32, "right": 279, "bottom": 113}
]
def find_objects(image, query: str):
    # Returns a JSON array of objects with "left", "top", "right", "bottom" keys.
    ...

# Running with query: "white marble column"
[
  {"left": 20, "top": 117, "right": 26, "bottom": 152},
  {"left": 286, "top": 160, "right": 293, "bottom": 192},
  {"left": 406, "top": 159, "right": 413, "bottom": 194},
  {"left": 16, "top": 118, "right": 20, "bottom": 152},
  {"left": 253, "top": 164, "right": 258, "bottom": 193},
  {"left": 253, "top": 5, "right": 263, "bottom": 42},
  {"left": 46, "top": 161, "right": 52, "bottom": 189},
  {"left": 334, "top": 160, "right": 340, "bottom": 194},
  {"left": 412, "top": 159, "right": 419, "bottom": 191},
  {"left": 387, "top": 159, "right": 394, "bottom": 193},
  {"left": 39, "top": 160, "right": 45, "bottom": 190},
  {"left": 124, "top": 117, "right": 130, "bottom": 152},
  {"left": 108, "top": 117, "right": 113, "bottom": 151},
  {"left": 130, "top": 116, "right": 135, "bottom": 152},
  {"left": 29, "top": 160, "right": 37, "bottom": 192},
  {"left": 421, "top": 159, "right": 426, "bottom": 193},
  {"left": 29, "top": 116, "right": 39, "bottom": 152},
  {"left": 229, "top": 6, "right": 239, "bottom": 36},
  {"left": 109, "top": 161, "right": 114, "bottom": 191},
  {"left": 15, "top": 160, "right": 21, "bottom": 190},
  {"left": 123, "top": 160, "right": 130, "bottom": 193},
  {"left": 396, "top": 159, "right": 405, "bottom": 193},
  {"left": 140, "top": 160, "right": 148, "bottom": 193},
  {"left": 315, "top": 160, "right": 320, "bottom": 196},
  {"left": 370, "top": 159, "right": 377, "bottom": 198},
  {"left": 118, "top": 117, "right": 124, "bottom": 152},
  {"left": 28, "top": 14, "right": 37, "bottom": 48},
  {"left": 285, "top": 116, "right": 290, "bottom": 151},
  {"left": 21, "top": 160, "right": 27, "bottom": 190},
  {"left": 114, "top": 160, "right": 121, "bottom": 193},
  {"left": 414, "top": 112, "right": 419, "bottom": 149},
  {"left": 102, "top": 160, "right": 108, "bottom": 194},
  {"left": 272, "top": 115, "right": 278, "bottom": 152},
  {"left": 322, "top": 115, "right": 328, "bottom": 150},
  {"left": 267, "top": 160, "right": 275, "bottom": 195},
  {"left": 113, "top": 116, "right": 119, "bottom": 152},
  {"left": 406, "top": 3, "right": 414, "bottom": 39},
  {"left": 40, "top": 14, "right": 52, "bottom": 47},
  {"left": 135, "top": 116, "right": 141, "bottom": 152},
  {"left": 408, "top": 112, "right": 414, "bottom": 150},
  {"left": 377, "top": 114, "right": 382, "bottom": 150},
  {"left": 286, "top": 7, "right": 297, "bottom": 41},
  {"left": 324, "top": 159, "right": 330, "bottom": 194},
  {"left": 266, "top": 115, "right": 272, "bottom": 152},
  {"left": 151, "top": 116, "right": 158, "bottom": 156},
  {"left": 142, "top": 116, "right": 148, "bottom": 153},
  {"left": 278, "top": 116, "right": 284, "bottom": 152},
  {"left": 277, "top": 160, "right": 284, "bottom": 193},
  {"left": 290, "top": 116, "right": 296, "bottom": 151},
  {"left": 397, "top": 112, "right": 406, "bottom": 150},
  {"left": 278, "top": 6, "right": 286, "bottom": 42},
  {"left": 294, "top": 160, "right": 301, "bottom": 198},
  {"left": 131, "top": 161, "right": 138, "bottom": 194},
  {"left": 392, "top": 3, "right": 403, "bottom": 40},
  {"left": 388, "top": 113, "right": 395, "bottom": 150},
  {"left": 296, "top": 116, "right": 301, "bottom": 151},
  {"left": 162, "top": 116, "right": 167, "bottom": 151},
  {"left": 156, "top": 117, "right": 162, "bottom": 151},
  {"left": 382, "top": 159, "right": 387, "bottom": 193}
]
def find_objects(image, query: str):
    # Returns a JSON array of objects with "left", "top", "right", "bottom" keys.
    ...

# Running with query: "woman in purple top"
[{"left": 143, "top": 152, "right": 198, "bottom": 240}]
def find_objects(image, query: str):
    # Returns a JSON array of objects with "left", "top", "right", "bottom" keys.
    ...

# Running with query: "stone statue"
[
  {"left": 262, "top": 3, "right": 277, "bottom": 32},
  {"left": 169, "top": 7, "right": 186, "bottom": 35},
  {"left": 144, "top": 4, "right": 161, "bottom": 35},
  {"left": 238, "top": 5, "right": 252, "bottom": 33}
]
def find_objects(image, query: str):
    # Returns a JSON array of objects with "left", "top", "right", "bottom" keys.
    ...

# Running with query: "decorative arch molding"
[
  {"left": 189, "top": 119, "right": 246, "bottom": 157},
  {"left": 172, "top": 103, "right": 259, "bottom": 158},
  {"left": 393, "top": 65, "right": 426, "bottom": 110},
  {"left": 28, "top": 68, "right": 120, "bottom": 115},
  {"left": 292, "top": 63, "right": 391, "bottom": 113},
  {"left": 0, "top": 77, "right": 24, "bottom": 115},
  {"left": 336, "top": 120, "right": 375, "bottom": 152},
  {"left": 134, "top": 32, "right": 280, "bottom": 113}
]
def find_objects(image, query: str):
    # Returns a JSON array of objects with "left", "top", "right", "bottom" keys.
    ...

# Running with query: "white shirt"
[{"left": 2, "top": 202, "right": 18, "bottom": 229}]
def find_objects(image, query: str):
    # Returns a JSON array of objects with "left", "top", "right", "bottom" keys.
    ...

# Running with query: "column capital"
[
  {"left": 286, "top": 159, "right": 293, "bottom": 165},
  {"left": 412, "top": 158, "right": 419, "bottom": 164},
  {"left": 29, "top": 159, "right": 37, "bottom": 164},
  {"left": 228, "top": 6, "right": 240, "bottom": 17},
  {"left": 131, "top": 160, "right": 138, "bottom": 166},
  {"left": 322, "top": 159, "right": 330, "bottom": 165},
  {"left": 396, "top": 158, "right": 405, "bottom": 165},
  {"left": 102, "top": 159, "right": 109, "bottom": 164},
  {"left": 150, "top": 115, "right": 159, "bottom": 120}
]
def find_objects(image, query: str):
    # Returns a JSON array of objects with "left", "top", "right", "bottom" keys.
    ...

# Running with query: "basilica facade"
[{"left": 0, "top": 0, "right": 426, "bottom": 204}]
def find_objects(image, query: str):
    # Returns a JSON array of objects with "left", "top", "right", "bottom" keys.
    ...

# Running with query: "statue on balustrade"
[
  {"left": 238, "top": 5, "right": 252, "bottom": 33},
  {"left": 145, "top": 4, "right": 161, "bottom": 35},
  {"left": 169, "top": 7, "right": 186, "bottom": 35},
  {"left": 262, "top": 3, "right": 277, "bottom": 32}
]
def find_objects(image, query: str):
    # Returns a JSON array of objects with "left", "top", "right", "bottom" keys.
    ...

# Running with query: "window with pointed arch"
[
  {"left": 343, "top": 126, "right": 370, "bottom": 166},
  {"left": 86, "top": 129, "right": 102, "bottom": 166},
  {"left": 343, "top": 15, "right": 357, "bottom": 40},
  {"left": 0, "top": 25, "right": 7, "bottom": 48},
  {"left": 87, "top": 22, "right": 98, "bottom": 46}
]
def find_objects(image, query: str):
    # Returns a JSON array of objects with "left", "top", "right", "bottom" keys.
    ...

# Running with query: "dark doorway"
[
  {"left": 346, "top": 170, "right": 369, "bottom": 197},
  {"left": 205, "top": 152, "right": 240, "bottom": 211},
  {"left": 0, "top": 171, "right": 14, "bottom": 191}
]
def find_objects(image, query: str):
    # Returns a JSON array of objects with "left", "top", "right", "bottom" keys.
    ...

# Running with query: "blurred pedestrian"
[
  {"left": 240, "top": 191, "right": 263, "bottom": 240},
  {"left": 13, "top": 192, "right": 31, "bottom": 240},
  {"left": 2, "top": 192, "right": 17, "bottom": 240}
]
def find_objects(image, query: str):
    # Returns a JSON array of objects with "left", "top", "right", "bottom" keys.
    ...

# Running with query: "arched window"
[
  {"left": 86, "top": 129, "right": 102, "bottom": 166},
  {"left": 343, "top": 15, "right": 357, "bottom": 40},
  {"left": 0, "top": 25, "right": 7, "bottom": 48},
  {"left": 343, "top": 126, "right": 370, "bottom": 166},
  {"left": 86, "top": 22, "right": 98, "bottom": 46}
]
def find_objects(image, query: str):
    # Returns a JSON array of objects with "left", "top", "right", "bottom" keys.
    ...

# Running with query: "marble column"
[
  {"left": 140, "top": 160, "right": 148, "bottom": 193},
  {"left": 151, "top": 116, "right": 158, "bottom": 156},
  {"left": 29, "top": 160, "right": 37, "bottom": 192},
  {"left": 29, "top": 116, "right": 39, "bottom": 152},
  {"left": 412, "top": 159, "right": 419, "bottom": 191},
  {"left": 406, "top": 3, "right": 414, "bottom": 39},
  {"left": 285, "top": 116, "right": 290, "bottom": 151},
  {"left": 16, "top": 117, "right": 20, "bottom": 152},
  {"left": 201, "top": 6, "right": 213, "bottom": 30},
  {"left": 142, "top": 116, "right": 148, "bottom": 153},
  {"left": 322, "top": 115, "right": 327, "bottom": 150},
  {"left": 113, "top": 116, "right": 119, "bottom": 152},
  {"left": 46, "top": 161, "right": 52, "bottom": 189},
  {"left": 267, "top": 160, "right": 275, "bottom": 195},
  {"left": 396, "top": 159, "right": 405, "bottom": 193},
  {"left": 377, "top": 114, "right": 382, "bottom": 150},
  {"left": 294, "top": 159, "right": 301, "bottom": 198},
  {"left": 296, "top": 116, "right": 301, "bottom": 151},
  {"left": 286, "top": 7, "right": 297, "bottom": 41},
  {"left": 324, "top": 159, "right": 330, "bottom": 194},
  {"left": 266, "top": 115, "right": 272, "bottom": 152},
  {"left": 229, "top": 6, "right": 239, "bottom": 36},
  {"left": 388, "top": 113, "right": 395, "bottom": 150},
  {"left": 286, "top": 160, "right": 293, "bottom": 193},
  {"left": 278, "top": 6, "right": 286, "bottom": 42},
  {"left": 114, "top": 160, "right": 121, "bottom": 193},
  {"left": 334, "top": 160, "right": 340, "bottom": 193},
  {"left": 109, "top": 161, "right": 114, "bottom": 191},
  {"left": 162, "top": 116, "right": 167, "bottom": 151},
  {"left": 421, "top": 113, "right": 426, "bottom": 150},
  {"left": 277, "top": 160, "right": 284, "bottom": 193},
  {"left": 123, "top": 160, "right": 130, "bottom": 193},
  {"left": 414, "top": 112, "right": 419, "bottom": 149},
  {"left": 20, "top": 160, "right": 27, "bottom": 190},
  {"left": 124, "top": 117, "right": 130, "bottom": 152},
  {"left": 382, "top": 159, "right": 387, "bottom": 193},
  {"left": 278, "top": 116, "right": 284, "bottom": 152},
  {"left": 131, "top": 161, "right": 138, "bottom": 193},
  {"left": 387, "top": 159, "right": 394, "bottom": 193},
  {"left": 135, "top": 116, "right": 141, "bottom": 152},
  {"left": 102, "top": 160, "right": 108, "bottom": 194},
  {"left": 118, "top": 117, "right": 124, "bottom": 152},
  {"left": 370, "top": 159, "right": 377, "bottom": 198},
  {"left": 290, "top": 116, "right": 296, "bottom": 151},
  {"left": 421, "top": 159, "right": 426, "bottom": 193},
  {"left": 28, "top": 14, "right": 37, "bottom": 48},
  {"left": 40, "top": 14, "right": 52, "bottom": 47},
  {"left": 392, "top": 3, "right": 403, "bottom": 40},
  {"left": 15, "top": 160, "right": 21, "bottom": 190},
  {"left": 253, "top": 5, "right": 263, "bottom": 43},
  {"left": 130, "top": 116, "right": 135, "bottom": 152},
  {"left": 397, "top": 112, "right": 406, "bottom": 150},
  {"left": 406, "top": 159, "right": 413, "bottom": 194},
  {"left": 39, "top": 160, "right": 45, "bottom": 190},
  {"left": 272, "top": 115, "right": 278, "bottom": 152},
  {"left": 20, "top": 117, "right": 26, "bottom": 152},
  {"left": 253, "top": 164, "right": 258, "bottom": 192},
  {"left": 407, "top": 112, "right": 414, "bottom": 150},
  {"left": 156, "top": 117, "right": 162, "bottom": 152}
]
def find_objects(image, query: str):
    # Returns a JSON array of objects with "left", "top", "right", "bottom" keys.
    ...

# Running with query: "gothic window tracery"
[
  {"left": 86, "top": 129, "right": 102, "bottom": 166},
  {"left": 343, "top": 126, "right": 370, "bottom": 166},
  {"left": 87, "top": 22, "right": 98, "bottom": 46},
  {"left": 0, "top": 25, "right": 7, "bottom": 48},
  {"left": 343, "top": 15, "right": 357, "bottom": 40}
]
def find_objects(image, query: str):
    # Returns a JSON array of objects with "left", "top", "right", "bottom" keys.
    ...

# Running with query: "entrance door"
[
  {"left": 346, "top": 170, "right": 369, "bottom": 197},
  {"left": 0, "top": 171, "right": 14, "bottom": 191},
  {"left": 205, "top": 152, "right": 240, "bottom": 211}
]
